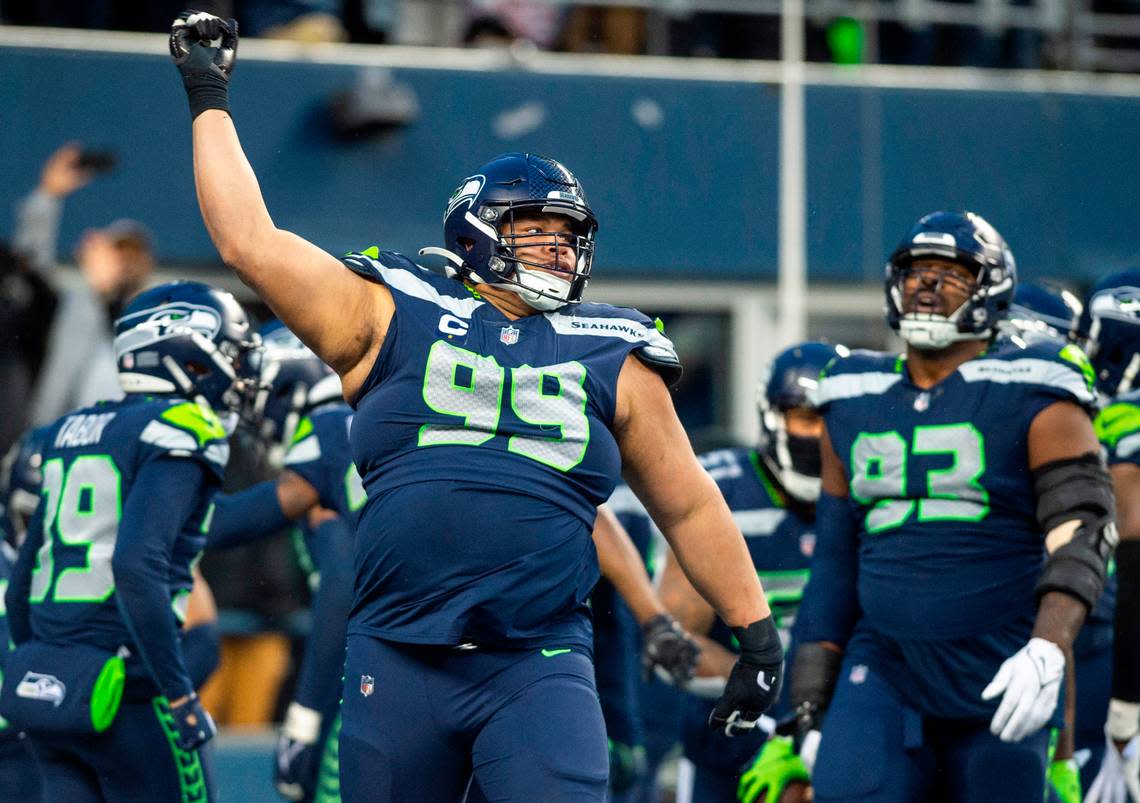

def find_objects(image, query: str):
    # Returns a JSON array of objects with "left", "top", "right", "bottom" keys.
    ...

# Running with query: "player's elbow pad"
[{"left": 1032, "top": 452, "right": 1118, "bottom": 611}]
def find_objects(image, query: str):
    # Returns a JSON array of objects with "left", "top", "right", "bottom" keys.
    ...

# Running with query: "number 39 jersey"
[
  {"left": 340, "top": 251, "right": 680, "bottom": 649},
  {"left": 25, "top": 396, "right": 227, "bottom": 652},
  {"left": 818, "top": 338, "right": 1097, "bottom": 641}
]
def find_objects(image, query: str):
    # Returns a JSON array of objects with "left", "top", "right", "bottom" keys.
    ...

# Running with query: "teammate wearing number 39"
[
  {"left": 2, "top": 280, "right": 258, "bottom": 802},
  {"left": 169, "top": 11, "right": 782, "bottom": 801},
  {"left": 790, "top": 211, "right": 1114, "bottom": 802}
]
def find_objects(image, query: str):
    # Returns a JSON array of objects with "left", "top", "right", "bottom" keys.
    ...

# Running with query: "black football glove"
[
  {"left": 788, "top": 641, "right": 842, "bottom": 740},
  {"left": 641, "top": 613, "right": 701, "bottom": 687},
  {"left": 170, "top": 10, "right": 238, "bottom": 119},
  {"left": 169, "top": 693, "right": 217, "bottom": 752},
  {"left": 708, "top": 617, "right": 783, "bottom": 737},
  {"left": 273, "top": 702, "right": 323, "bottom": 801}
]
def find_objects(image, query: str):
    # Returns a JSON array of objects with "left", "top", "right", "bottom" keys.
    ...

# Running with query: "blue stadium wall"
[{"left": 1, "top": 40, "right": 1138, "bottom": 285}]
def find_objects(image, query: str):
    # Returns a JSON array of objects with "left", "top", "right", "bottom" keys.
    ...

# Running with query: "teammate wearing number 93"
[
  {"left": 170, "top": 11, "right": 782, "bottom": 801},
  {"left": 790, "top": 211, "right": 1114, "bottom": 801},
  {"left": 2, "top": 280, "right": 258, "bottom": 801}
]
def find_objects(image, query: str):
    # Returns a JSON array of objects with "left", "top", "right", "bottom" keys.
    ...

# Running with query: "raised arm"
[{"left": 172, "top": 14, "right": 392, "bottom": 397}]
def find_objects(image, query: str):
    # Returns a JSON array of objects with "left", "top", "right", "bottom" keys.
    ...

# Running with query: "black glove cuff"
[
  {"left": 732, "top": 616, "right": 782, "bottom": 666},
  {"left": 183, "top": 72, "right": 230, "bottom": 120}
]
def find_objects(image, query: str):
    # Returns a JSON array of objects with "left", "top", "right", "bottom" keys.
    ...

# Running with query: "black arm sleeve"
[{"left": 1113, "top": 540, "right": 1140, "bottom": 702}]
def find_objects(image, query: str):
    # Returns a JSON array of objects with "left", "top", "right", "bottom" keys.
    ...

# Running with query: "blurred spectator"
[
  {"left": 465, "top": 0, "right": 567, "bottom": 49},
  {"left": 241, "top": 0, "right": 348, "bottom": 41},
  {"left": 562, "top": 5, "right": 645, "bottom": 54},
  {"left": 12, "top": 143, "right": 154, "bottom": 427},
  {"left": 343, "top": 0, "right": 396, "bottom": 43},
  {"left": 0, "top": 242, "right": 56, "bottom": 455}
]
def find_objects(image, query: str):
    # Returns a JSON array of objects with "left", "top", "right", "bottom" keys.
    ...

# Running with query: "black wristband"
[
  {"left": 732, "top": 617, "right": 782, "bottom": 666},
  {"left": 184, "top": 72, "right": 230, "bottom": 120}
]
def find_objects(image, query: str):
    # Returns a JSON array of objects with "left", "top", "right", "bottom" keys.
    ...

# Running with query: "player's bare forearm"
[
  {"left": 657, "top": 546, "right": 716, "bottom": 635},
  {"left": 190, "top": 111, "right": 385, "bottom": 382},
  {"left": 593, "top": 505, "right": 664, "bottom": 625},
  {"left": 693, "top": 635, "right": 737, "bottom": 678},
  {"left": 1032, "top": 591, "right": 1087, "bottom": 651}
]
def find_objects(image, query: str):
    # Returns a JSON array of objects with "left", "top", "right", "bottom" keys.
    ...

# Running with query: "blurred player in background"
[
  {"left": 1081, "top": 270, "right": 1140, "bottom": 803},
  {"left": 206, "top": 320, "right": 358, "bottom": 803},
  {"left": 656, "top": 341, "right": 839, "bottom": 802},
  {"left": 2, "top": 281, "right": 257, "bottom": 801},
  {"left": 791, "top": 211, "right": 1111, "bottom": 802},
  {"left": 998, "top": 281, "right": 1103, "bottom": 803},
  {"left": 171, "top": 13, "right": 781, "bottom": 800}
]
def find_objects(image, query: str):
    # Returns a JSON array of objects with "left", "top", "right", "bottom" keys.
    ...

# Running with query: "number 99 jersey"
[
  {"left": 339, "top": 250, "right": 680, "bottom": 650},
  {"left": 25, "top": 397, "right": 227, "bottom": 654}
]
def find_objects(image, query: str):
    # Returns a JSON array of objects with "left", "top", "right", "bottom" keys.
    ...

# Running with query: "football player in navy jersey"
[
  {"left": 171, "top": 14, "right": 781, "bottom": 801},
  {"left": 790, "top": 211, "right": 1113, "bottom": 802},
  {"left": 1080, "top": 271, "right": 1140, "bottom": 803},
  {"left": 3, "top": 281, "right": 258, "bottom": 801},
  {"left": 656, "top": 341, "right": 840, "bottom": 802}
]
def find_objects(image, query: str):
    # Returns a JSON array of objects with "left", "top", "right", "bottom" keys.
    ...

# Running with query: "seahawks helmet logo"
[
  {"left": 1092, "top": 286, "right": 1140, "bottom": 321},
  {"left": 446, "top": 175, "right": 486, "bottom": 220}
]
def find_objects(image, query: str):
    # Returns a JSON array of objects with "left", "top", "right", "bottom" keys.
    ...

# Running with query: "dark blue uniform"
[
  {"left": 337, "top": 251, "right": 679, "bottom": 801},
  {"left": 0, "top": 542, "right": 41, "bottom": 802},
  {"left": 680, "top": 447, "right": 814, "bottom": 802},
  {"left": 804, "top": 339, "right": 1096, "bottom": 802},
  {"left": 1073, "top": 391, "right": 1140, "bottom": 785},
  {"left": 7, "top": 397, "right": 227, "bottom": 802},
  {"left": 282, "top": 402, "right": 361, "bottom": 803}
]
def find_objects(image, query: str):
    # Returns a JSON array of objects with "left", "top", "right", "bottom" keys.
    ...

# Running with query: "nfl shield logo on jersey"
[
  {"left": 500, "top": 326, "right": 520, "bottom": 346},
  {"left": 360, "top": 674, "right": 374, "bottom": 697}
]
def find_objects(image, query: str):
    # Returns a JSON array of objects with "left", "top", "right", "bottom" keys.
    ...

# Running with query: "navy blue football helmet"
[
  {"left": 1, "top": 425, "right": 49, "bottom": 547},
  {"left": 420, "top": 153, "right": 598, "bottom": 311},
  {"left": 886, "top": 211, "right": 1016, "bottom": 349},
  {"left": 757, "top": 341, "right": 847, "bottom": 504},
  {"left": 245, "top": 320, "right": 342, "bottom": 464},
  {"left": 999, "top": 282, "right": 1082, "bottom": 344},
  {"left": 113, "top": 281, "right": 259, "bottom": 413},
  {"left": 1080, "top": 269, "right": 1140, "bottom": 397}
]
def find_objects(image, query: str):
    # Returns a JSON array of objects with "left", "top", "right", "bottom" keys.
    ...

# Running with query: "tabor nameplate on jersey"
[{"left": 0, "top": 640, "right": 125, "bottom": 734}]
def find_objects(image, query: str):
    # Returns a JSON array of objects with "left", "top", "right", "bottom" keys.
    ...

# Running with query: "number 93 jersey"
[
  {"left": 339, "top": 250, "right": 679, "bottom": 649},
  {"left": 26, "top": 397, "right": 227, "bottom": 652},
  {"left": 818, "top": 338, "right": 1097, "bottom": 641}
]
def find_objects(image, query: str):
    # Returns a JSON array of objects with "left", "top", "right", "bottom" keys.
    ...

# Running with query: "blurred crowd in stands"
[{"left": 3, "top": 0, "right": 1140, "bottom": 70}]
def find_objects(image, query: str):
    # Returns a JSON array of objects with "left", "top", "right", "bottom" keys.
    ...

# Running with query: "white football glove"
[
  {"left": 980, "top": 637, "right": 1064, "bottom": 743},
  {"left": 1086, "top": 735, "right": 1140, "bottom": 803},
  {"left": 1087, "top": 699, "right": 1140, "bottom": 803}
]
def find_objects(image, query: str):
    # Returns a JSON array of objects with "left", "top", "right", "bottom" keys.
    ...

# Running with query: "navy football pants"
[
  {"left": 339, "top": 634, "right": 609, "bottom": 802},
  {"left": 812, "top": 653, "right": 1050, "bottom": 802},
  {"left": 26, "top": 696, "right": 215, "bottom": 802}
]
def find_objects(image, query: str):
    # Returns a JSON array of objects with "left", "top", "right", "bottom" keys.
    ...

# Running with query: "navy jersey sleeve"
[
  {"left": 112, "top": 457, "right": 209, "bottom": 702},
  {"left": 964, "top": 339, "right": 1098, "bottom": 420},
  {"left": 282, "top": 415, "right": 332, "bottom": 504}
]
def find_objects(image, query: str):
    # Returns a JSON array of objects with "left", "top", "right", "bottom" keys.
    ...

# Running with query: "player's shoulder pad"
[
  {"left": 137, "top": 399, "right": 229, "bottom": 475},
  {"left": 342, "top": 247, "right": 485, "bottom": 316},
  {"left": 1095, "top": 388, "right": 1140, "bottom": 455},
  {"left": 815, "top": 349, "right": 902, "bottom": 407},
  {"left": 959, "top": 338, "right": 1097, "bottom": 408},
  {"left": 552, "top": 302, "right": 682, "bottom": 387}
]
